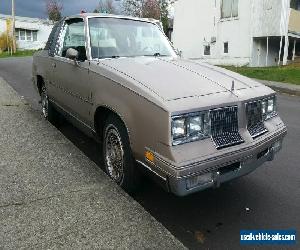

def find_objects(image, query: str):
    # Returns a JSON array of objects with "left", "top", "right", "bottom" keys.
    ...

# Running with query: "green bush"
[{"left": 0, "top": 32, "right": 13, "bottom": 52}]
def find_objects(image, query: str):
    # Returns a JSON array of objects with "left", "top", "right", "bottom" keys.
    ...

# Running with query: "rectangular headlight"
[
  {"left": 172, "top": 118, "right": 187, "bottom": 139},
  {"left": 172, "top": 111, "right": 210, "bottom": 145},
  {"left": 263, "top": 95, "right": 277, "bottom": 120}
]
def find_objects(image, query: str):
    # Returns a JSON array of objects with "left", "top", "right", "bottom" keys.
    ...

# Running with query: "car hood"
[{"left": 96, "top": 57, "right": 263, "bottom": 102}]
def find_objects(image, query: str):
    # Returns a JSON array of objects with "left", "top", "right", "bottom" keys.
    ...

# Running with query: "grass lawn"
[
  {"left": 224, "top": 64, "right": 300, "bottom": 85},
  {"left": 0, "top": 50, "right": 36, "bottom": 59}
]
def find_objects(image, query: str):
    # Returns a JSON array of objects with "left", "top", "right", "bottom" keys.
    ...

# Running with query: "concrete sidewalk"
[
  {"left": 0, "top": 78, "right": 185, "bottom": 249},
  {"left": 255, "top": 79, "right": 300, "bottom": 96}
]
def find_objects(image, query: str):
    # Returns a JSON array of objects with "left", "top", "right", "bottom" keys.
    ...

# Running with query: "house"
[
  {"left": 172, "top": 0, "right": 300, "bottom": 67},
  {"left": 0, "top": 14, "right": 53, "bottom": 50}
]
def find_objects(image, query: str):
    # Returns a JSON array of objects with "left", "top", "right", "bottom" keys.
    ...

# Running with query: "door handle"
[{"left": 52, "top": 62, "right": 56, "bottom": 68}]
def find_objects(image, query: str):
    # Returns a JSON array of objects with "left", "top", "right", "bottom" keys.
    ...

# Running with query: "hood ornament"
[{"left": 231, "top": 80, "right": 235, "bottom": 92}]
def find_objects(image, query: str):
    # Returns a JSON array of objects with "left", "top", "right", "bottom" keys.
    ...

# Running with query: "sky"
[{"left": 0, "top": 0, "right": 122, "bottom": 19}]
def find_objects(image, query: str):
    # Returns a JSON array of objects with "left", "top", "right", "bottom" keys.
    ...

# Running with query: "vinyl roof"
[{"left": 67, "top": 13, "right": 158, "bottom": 24}]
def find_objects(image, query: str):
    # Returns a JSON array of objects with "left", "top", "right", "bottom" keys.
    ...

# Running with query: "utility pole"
[{"left": 12, "top": 0, "right": 17, "bottom": 53}]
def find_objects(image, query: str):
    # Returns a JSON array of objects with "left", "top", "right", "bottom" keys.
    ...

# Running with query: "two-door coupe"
[{"left": 32, "top": 13, "right": 287, "bottom": 196}]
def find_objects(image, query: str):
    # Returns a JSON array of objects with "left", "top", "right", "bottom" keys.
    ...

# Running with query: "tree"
[
  {"left": 0, "top": 31, "right": 14, "bottom": 52},
  {"left": 122, "top": 0, "right": 171, "bottom": 33},
  {"left": 158, "top": 0, "right": 170, "bottom": 33},
  {"left": 46, "top": 0, "right": 63, "bottom": 22},
  {"left": 142, "top": 0, "right": 160, "bottom": 19},
  {"left": 122, "top": 0, "right": 143, "bottom": 17},
  {"left": 94, "top": 0, "right": 116, "bottom": 14}
]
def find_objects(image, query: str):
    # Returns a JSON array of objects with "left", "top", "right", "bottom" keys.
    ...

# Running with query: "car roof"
[{"left": 66, "top": 13, "right": 158, "bottom": 24}]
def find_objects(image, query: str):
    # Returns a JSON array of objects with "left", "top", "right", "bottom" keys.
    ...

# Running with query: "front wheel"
[{"left": 103, "top": 115, "right": 140, "bottom": 193}]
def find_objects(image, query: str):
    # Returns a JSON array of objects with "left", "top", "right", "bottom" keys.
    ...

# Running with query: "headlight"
[
  {"left": 172, "top": 111, "right": 210, "bottom": 145},
  {"left": 172, "top": 118, "right": 186, "bottom": 139},
  {"left": 189, "top": 116, "right": 202, "bottom": 135},
  {"left": 262, "top": 95, "right": 277, "bottom": 120}
]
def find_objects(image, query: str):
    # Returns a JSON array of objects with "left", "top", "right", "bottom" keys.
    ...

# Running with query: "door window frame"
[{"left": 54, "top": 17, "right": 88, "bottom": 62}]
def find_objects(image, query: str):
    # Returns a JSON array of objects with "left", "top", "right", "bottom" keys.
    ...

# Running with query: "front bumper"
[
  {"left": 139, "top": 124, "right": 287, "bottom": 196},
  {"left": 168, "top": 139, "right": 282, "bottom": 196}
]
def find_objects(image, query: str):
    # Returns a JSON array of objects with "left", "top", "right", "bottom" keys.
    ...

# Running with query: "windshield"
[{"left": 88, "top": 17, "right": 176, "bottom": 59}]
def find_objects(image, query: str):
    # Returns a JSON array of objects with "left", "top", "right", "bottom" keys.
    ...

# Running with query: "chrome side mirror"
[
  {"left": 66, "top": 48, "right": 79, "bottom": 61},
  {"left": 176, "top": 49, "right": 182, "bottom": 58}
]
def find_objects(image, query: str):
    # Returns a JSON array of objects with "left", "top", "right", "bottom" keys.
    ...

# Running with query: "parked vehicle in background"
[{"left": 32, "top": 13, "right": 287, "bottom": 196}]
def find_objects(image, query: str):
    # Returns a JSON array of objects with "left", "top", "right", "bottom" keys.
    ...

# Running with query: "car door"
[{"left": 51, "top": 18, "right": 92, "bottom": 126}]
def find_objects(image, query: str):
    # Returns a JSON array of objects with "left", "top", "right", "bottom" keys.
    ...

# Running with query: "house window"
[
  {"left": 290, "top": 0, "right": 300, "bottom": 10},
  {"left": 26, "top": 30, "right": 32, "bottom": 41},
  {"left": 221, "top": 0, "right": 239, "bottom": 18},
  {"left": 15, "top": 28, "right": 38, "bottom": 41},
  {"left": 33, "top": 31, "right": 38, "bottom": 41},
  {"left": 204, "top": 45, "right": 211, "bottom": 55},
  {"left": 224, "top": 42, "right": 229, "bottom": 53},
  {"left": 19, "top": 29, "right": 26, "bottom": 40}
]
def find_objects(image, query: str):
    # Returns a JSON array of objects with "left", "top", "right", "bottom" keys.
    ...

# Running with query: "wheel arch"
[
  {"left": 94, "top": 105, "right": 132, "bottom": 145},
  {"left": 36, "top": 75, "right": 45, "bottom": 96}
]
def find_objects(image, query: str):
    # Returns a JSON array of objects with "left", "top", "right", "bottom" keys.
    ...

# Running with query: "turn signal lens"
[{"left": 145, "top": 151, "right": 154, "bottom": 163}]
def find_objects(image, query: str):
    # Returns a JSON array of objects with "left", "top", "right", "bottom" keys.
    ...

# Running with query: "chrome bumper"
[{"left": 168, "top": 139, "right": 282, "bottom": 196}]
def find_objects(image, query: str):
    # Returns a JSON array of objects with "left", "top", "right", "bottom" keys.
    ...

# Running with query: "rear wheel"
[
  {"left": 103, "top": 114, "right": 140, "bottom": 193},
  {"left": 40, "top": 85, "right": 61, "bottom": 125}
]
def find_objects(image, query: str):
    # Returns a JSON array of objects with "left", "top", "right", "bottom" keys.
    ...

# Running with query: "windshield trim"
[{"left": 86, "top": 16, "right": 177, "bottom": 60}]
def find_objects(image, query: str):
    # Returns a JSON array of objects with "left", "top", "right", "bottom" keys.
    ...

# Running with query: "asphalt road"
[{"left": 1, "top": 57, "right": 299, "bottom": 249}]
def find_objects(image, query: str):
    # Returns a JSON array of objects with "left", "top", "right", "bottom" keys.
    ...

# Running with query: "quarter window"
[{"left": 221, "top": 0, "right": 239, "bottom": 18}]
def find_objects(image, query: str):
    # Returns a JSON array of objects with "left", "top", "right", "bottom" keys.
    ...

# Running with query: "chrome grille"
[
  {"left": 246, "top": 101, "right": 268, "bottom": 138},
  {"left": 210, "top": 106, "right": 244, "bottom": 149}
]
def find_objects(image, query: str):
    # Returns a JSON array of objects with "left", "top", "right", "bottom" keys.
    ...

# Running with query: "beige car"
[{"left": 32, "top": 13, "right": 287, "bottom": 196}]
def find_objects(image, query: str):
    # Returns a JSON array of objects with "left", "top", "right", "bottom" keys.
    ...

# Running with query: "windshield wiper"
[
  {"left": 107, "top": 55, "right": 120, "bottom": 59},
  {"left": 142, "top": 53, "right": 168, "bottom": 57},
  {"left": 98, "top": 55, "right": 120, "bottom": 59}
]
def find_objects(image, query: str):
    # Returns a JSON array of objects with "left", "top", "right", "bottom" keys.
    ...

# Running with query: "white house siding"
[
  {"left": 173, "top": 0, "right": 299, "bottom": 67},
  {"left": 0, "top": 14, "right": 53, "bottom": 50},
  {"left": 252, "top": 0, "right": 287, "bottom": 37},
  {"left": 173, "top": 1, "right": 215, "bottom": 59},
  {"left": 173, "top": 0, "right": 253, "bottom": 66}
]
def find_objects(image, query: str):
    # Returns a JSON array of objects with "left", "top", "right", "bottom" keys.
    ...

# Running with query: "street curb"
[
  {"left": 266, "top": 85, "right": 300, "bottom": 97},
  {"left": 254, "top": 79, "right": 300, "bottom": 97}
]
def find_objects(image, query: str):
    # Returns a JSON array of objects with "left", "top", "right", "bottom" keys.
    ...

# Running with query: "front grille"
[
  {"left": 210, "top": 106, "right": 244, "bottom": 149},
  {"left": 246, "top": 101, "right": 268, "bottom": 138}
]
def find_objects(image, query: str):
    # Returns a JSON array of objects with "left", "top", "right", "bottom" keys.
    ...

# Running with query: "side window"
[{"left": 60, "top": 19, "right": 86, "bottom": 61}]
